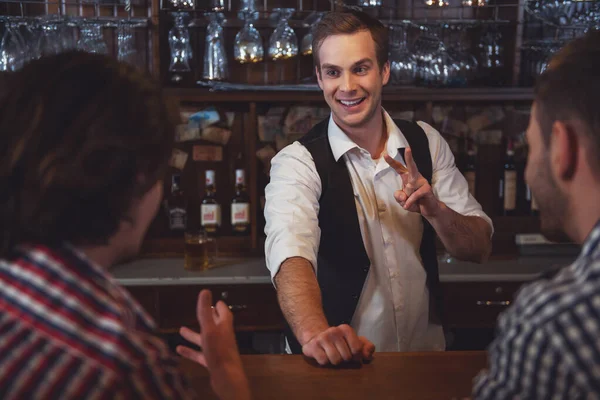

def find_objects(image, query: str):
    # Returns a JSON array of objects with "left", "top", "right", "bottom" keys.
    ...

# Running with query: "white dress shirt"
[{"left": 264, "top": 110, "right": 493, "bottom": 352}]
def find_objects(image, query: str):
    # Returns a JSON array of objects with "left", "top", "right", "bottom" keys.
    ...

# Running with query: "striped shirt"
[
  {"left": 473, "top": 220, "right": 600, "bottom": 399},
  {"left": 0, "top": 243, "right": 196, "bottom": 399}
]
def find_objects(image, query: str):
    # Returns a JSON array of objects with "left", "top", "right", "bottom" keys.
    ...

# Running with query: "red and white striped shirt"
[{"left": 0, "top": 243, "right": 196, "bottom": 399}]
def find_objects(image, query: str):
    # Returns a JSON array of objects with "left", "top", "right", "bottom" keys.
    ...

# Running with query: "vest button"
[
  {"left": 363, "top": 266, "right": 369, "bottom": 273},
  {"left": 352, "top": 294, "right": 359, "bottom": 300}
]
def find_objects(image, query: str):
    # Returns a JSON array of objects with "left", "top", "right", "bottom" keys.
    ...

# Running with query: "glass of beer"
[{"left": 184, "top": 230, "right": 217, "bottom": 271}]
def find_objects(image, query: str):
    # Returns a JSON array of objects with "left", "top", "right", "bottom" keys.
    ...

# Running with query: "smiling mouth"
[{"left": 337, "top": 97, "right": 366, "bottom": 107}]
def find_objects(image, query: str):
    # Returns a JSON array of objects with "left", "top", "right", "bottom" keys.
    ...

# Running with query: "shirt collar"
[
  {"left": 327, "top": 108, "right": 410, "bottom": 162},
  {"left": 582, "top": 219, "right": 600, "bottom": 258}
]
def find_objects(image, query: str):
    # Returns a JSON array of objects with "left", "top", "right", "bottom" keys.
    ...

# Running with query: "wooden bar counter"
[{"left": 181, "top": 351, "right": 487, "bottom": 400}]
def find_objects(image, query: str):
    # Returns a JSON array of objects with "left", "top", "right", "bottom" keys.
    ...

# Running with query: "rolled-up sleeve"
[
  {"left": 417, "top": 121, "right": 494, "bottom": 235},
  {"left": 264, "top": 142, "right": 322, "bottom": 285}
]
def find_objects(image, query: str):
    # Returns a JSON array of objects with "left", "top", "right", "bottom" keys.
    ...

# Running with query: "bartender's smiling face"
[{"left": 316, "top": 30, "right": 390, "bottom": 132}]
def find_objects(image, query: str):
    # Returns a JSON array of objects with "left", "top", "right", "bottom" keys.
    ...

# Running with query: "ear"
[
  {"left": 316, "top": 66, "right": 323, "bottom": 90},
  {"left": 549, "top": 120, "right": 578, "bottom": 183},
  {"left": 381, "top": 61, "right": 390, "bottom": 86}
]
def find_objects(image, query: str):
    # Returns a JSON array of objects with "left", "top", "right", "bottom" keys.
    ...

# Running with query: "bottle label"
[
  {"left": 201, "top": 204, "right": 221, "bottom": 226},
  {"left": 503, "top": 170, "right": 517, "bottom": 211},
  {"left": 231, "top": 203, "right": 250, "bottom": 224},
  {"left": 169, "top": 207, "right": 187, "bottom": 230},
  {"left": 464, "top": 171, "right": 476, "bottom": 197}
]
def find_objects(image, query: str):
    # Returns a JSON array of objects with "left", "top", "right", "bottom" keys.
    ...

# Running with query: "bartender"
[{"left": 264, "top": 9, "right": 493, "bottom": 365}]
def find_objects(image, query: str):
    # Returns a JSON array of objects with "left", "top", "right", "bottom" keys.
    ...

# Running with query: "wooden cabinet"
[
  {"left": 126, "top": 283, "right": 284, "bottom": 333},
  {"left": 442, "top": 281, "right": 525, "bottom": 329}
]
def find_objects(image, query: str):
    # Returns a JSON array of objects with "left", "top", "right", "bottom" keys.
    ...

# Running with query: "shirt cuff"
[{"left": 266, "top": 246, "right": 317, "bottom": 288}]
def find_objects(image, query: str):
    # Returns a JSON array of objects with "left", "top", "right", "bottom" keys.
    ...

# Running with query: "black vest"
[{"left": 286, "top": 118, "right": 442, "bottom": 354}]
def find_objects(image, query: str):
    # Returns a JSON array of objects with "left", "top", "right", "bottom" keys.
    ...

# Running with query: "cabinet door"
[
  {"left": 442, "top": 281, "right": 526, "bottom": 329},
  {"left": 156, "top": 284, "right": 284, "bottom": 333}
]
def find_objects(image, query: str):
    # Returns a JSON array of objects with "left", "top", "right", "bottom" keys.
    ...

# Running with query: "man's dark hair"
[
  {"left": 312, "top": 9, "right": 389, "bottom": 73},
  {"left": 534, "top": 30, "right": 600, "bottom": 173},
  {"left": 0, "top": 51, "right": 179, "bottom": 256}
]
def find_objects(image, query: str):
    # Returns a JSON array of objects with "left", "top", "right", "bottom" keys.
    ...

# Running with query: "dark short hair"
[
  {"left": 0, "top": 51, "right": 179, "bottom": 256},
  {"left": 312, "top": 9, "right": 389, "bottom": 72},
  {"left": 534, "top": 30, "right": 600, "bottom": 173}
]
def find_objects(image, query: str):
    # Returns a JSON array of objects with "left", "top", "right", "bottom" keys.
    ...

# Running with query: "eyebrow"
[{"left": 321, "top": 58, "right": 374, "bottom": 70}]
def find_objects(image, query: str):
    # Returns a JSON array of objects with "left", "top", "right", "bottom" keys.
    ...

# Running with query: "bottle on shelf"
[
  {"left": 167, "top": 173, "right": 187, "bottom": 232},
  {"left": 499, "top": 139, "right": 517, "bottom": 216},
  {"left": 231, "top": 169, "right": 250, "bottom": 236},
  {"left": 464, "top": 142, "right": 477, "bottom": 198},
  {"left": 526, "top": 185, "right": 540, "bottom": 217},
  {"left": 201, "top": 170, "right": 221, "bottom": 236}
]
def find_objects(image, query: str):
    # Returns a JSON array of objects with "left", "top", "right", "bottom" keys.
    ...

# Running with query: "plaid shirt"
[
  {"left": 473, "top": 220, "right": 600, "bottom": 399},
  {"left": 0, "top": 244, "right": 196, "bottom": 399}
]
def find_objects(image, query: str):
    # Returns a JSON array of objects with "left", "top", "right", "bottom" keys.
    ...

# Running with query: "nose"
[{"left": 340, "top": 72, "right": 357, "bottom": 93}]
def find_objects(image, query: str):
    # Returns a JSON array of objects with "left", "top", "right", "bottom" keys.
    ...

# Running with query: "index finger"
[
  {"left": 404, "top": 147, "right": 420, "bottom": 180},
  {"left": 384, "top": 153, "right": 409, "bottom": 174},
  {"left": 196, "top": 289, "right": 216, "bottom": 330}
]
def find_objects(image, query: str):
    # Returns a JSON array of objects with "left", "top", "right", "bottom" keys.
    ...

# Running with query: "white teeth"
[{"left": 340, "top": 98, "right": 362, "bottom": 106}]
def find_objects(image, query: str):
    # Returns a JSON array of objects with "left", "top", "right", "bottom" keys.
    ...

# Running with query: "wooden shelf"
[{"left": 165, "top": 86, "right": 535, "bottom": 104}]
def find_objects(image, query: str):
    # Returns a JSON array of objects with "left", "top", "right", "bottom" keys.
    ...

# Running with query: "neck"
[
  {"left": 333, "top": 108, "right": 387, "bottom": 159},
  {"left": 77, "top": 244, "right": 119, "bottom": 270},
  {"left": 565, "top": 184, "right": 600, "bottom": 245}
]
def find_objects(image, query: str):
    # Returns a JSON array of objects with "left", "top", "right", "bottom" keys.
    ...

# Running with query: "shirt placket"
[{"left": 373, "top": 162, "right": 406, "bottom": 350}]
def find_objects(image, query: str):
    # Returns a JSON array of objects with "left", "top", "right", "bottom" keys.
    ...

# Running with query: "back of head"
[
  {"left": 312, "top": 9, "right": 389, "bottom": 71},
  {"left": 534, "top": 30, "right": 600, "bottom": 175},
  {"left": 0, "top": 51, "right": 178, "bottom": 256}
]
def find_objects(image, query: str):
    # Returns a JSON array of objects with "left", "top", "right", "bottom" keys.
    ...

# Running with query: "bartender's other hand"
[
  {"left": 176, "top": 290, "right": 251, "bottom": 400},
  {"left": 301, "top": 324, "right": 375, "bottom": 366},
  {"left": 384, "top": 147, "right": 440, "bottom": 218}
]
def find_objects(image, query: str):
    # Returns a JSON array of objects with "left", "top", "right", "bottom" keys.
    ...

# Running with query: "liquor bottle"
[
  {"left": 499, "top": 139, "right": 517, "bottom": 216},
  {"left": 167, "top": 174, "right": 187, "bottom": 231},
  {"left": 464, "top": 144, "right": 477, "bottom": 198},
  {"left": 526, "top": 185, "right": 540, "bottom": 216},
  {"left": 201, "top": 170, "right": 221, "bottom": 236},
  {"left": 231, "top": 169, "right": 250, "bottom": 236}
]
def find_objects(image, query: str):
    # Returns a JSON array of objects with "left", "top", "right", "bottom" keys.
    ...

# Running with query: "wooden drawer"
[
  {"left": 155, "top": 284, "right": 284, "bottom": 333},
  {"left": 441, "top": 281, "right": 526, "bottom": 329}
]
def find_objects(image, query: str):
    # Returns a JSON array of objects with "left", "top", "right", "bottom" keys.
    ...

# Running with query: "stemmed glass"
[
  {"left": 268, "top": 8, "right": 297, "bottom": 61},
  {"left": 414, "top": 31, "right": 451, "bottom": 87},
  {"left": 300, "top": 11, "right": 324, "bottom": 56},
  {"left": 234, "top": 10, "right": 263, "bottom": 64},
  {"left": 388, "top": 24, "right": 417, "bottom": 86},
  {"left": 168, "top": 12, "right": 192, "bottom": 74},
  {"left": 462, "top": 0, "right": 487, "bottom": 6},
  {"left": 0, "top": 20, "right": 26, "bottom": 71},
  {"left": 203, "top": 12, "right": 228, "bottom": 80},
  {"left": 77, "top": 22, "right": 108, "bottom": 54},
  {"left": 117, "top": 20, "right": 137, "bottom": 66}
]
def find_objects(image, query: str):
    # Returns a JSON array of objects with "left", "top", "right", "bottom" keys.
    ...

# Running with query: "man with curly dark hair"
[{"left": 0, "top": 52, "right": 249, "bottom": 400}]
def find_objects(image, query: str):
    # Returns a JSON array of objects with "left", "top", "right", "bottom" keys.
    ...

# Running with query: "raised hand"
[
  {"left": 384, "top": 147, "right": 440, "bottom": 218},
  {"left": 301, "top": 324, "right": 375, "bottom": 366},
  {"left": 176, "top": 290, "right": 251, "bottom": 400}
]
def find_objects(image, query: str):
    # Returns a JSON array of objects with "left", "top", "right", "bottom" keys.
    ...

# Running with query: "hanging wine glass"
[
  {"left": 462, "top": 0, "right": 487, "bottom": 6},
  {"left": 359, "top": 0, "right": 382, "bottom": 6},
  {"left": 0, "top": 20, "right": 25, "bottom": 71},
  {"left": 203, "top": 12, "right": 228, "bottom": 80},
  {"left": 234, "top": 10, "right": 263, "bottom": 64},
  {"left": 268, "top": 8, "right": 298, "bottom": 61},
  {"left": 424, "top": 0, "right": 449, "bottom": 7},
  {"left": 117, "top": 21, "right": 138, "bottom": 66},
  {"left": 388, "top": 24, "right": 417, "bottom": 86},
  {"left": 300, "top": 11, "right": 324, "bottom": 56},
  {"left": 77, "top": 22, "right": 108, "bottom": 54},
  {"left": 168, "top": 12, "right": 192, "bottom": 74}
]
